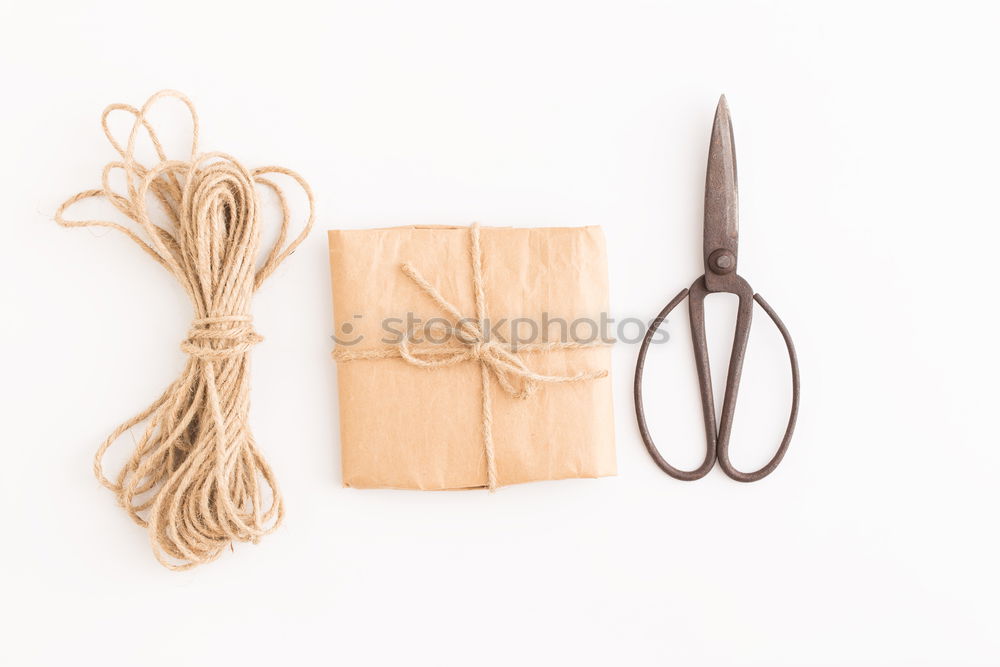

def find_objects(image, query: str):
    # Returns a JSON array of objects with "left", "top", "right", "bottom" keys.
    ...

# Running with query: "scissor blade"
[{"left": 704, "top": 95, "right": 739, "bottom": 273}]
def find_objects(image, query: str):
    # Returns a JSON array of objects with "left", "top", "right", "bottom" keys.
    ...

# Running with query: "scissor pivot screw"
[{"left": 709, "top": 249, "right": 736, "bottom": 274}]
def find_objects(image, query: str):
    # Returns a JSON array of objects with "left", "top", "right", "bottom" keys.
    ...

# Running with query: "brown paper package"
[{"left": 328, "top": 225, "right": 616, "bottom": 490}]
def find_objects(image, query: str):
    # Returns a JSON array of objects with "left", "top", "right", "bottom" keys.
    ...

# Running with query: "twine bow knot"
[
  {"left": 395, "top": 261, "right": 603, "bottom": 402},
  {"left": 334, "top": 224, "right": 609, "bottom": 490}
]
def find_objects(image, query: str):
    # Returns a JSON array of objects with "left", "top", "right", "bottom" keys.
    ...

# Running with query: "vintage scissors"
[{"left": 633, "top": 96, "right": 800, "bottom": 482}]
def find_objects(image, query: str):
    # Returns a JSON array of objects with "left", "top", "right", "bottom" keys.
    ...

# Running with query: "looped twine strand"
[
  {"left": 334, "top": 224, "right": 608, "bottom": 490},
  {"left": 56, "top": 90, "right": 314, "bottom": 570},
  {"left": 181, "top": 316, "right": 263, "bottom": 361}
]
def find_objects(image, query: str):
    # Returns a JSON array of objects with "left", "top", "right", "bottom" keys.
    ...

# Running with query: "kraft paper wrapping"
[{"left": 328, "top": 225, "right": 616, "bottom": 490}]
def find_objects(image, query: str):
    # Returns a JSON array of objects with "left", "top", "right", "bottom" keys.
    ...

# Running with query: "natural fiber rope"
[
  {"left": 333, "top": 224, "right": 608, "bottom": 490},
  {"left": 56, "top": 90, "right": 314, "bottom": 570}
]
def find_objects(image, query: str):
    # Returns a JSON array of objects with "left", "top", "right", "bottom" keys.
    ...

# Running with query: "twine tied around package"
[
  {"left": 333, "top": 224, "right": 609, "bottom": 490},
  {"left": 56, "top": 90, "right": 314, "bottom": 570}
]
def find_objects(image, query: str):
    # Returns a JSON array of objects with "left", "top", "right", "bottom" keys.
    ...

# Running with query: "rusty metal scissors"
[{"left": 633, "top": 96, "right": 800, "bottom": 482}]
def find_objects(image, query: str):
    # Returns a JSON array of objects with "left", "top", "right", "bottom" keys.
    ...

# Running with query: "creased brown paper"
[{"left": 328, "top": 225, "right": 616, "bottom": 490}]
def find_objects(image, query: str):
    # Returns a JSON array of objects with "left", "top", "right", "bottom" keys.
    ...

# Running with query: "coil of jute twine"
[
  {"left": 56, "top": 90, "right": 314, "bottom": 570},
  {"left": 333, "top": 224, "right": 609, "bottom": 490}
]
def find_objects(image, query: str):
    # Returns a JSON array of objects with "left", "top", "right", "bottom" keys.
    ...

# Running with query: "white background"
[{"left": 2, "top": 1, "right": 998, "bottom": 665}]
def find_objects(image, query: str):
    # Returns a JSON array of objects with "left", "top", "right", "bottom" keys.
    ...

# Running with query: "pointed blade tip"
[{"left": 715, "top": 94, "right": 730, "bottom": 119}]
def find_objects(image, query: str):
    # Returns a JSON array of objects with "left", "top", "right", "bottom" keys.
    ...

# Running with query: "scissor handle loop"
[
  {"left": 716, "top": 292, "right": 800, "bottom": 482},
  {"left": 633, "top": 287, "right": 716, "bottom": 480}
]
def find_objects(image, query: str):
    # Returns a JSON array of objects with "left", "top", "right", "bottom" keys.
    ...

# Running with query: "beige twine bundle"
[
  {"left": 333, "top": 224, "right": 609, "bottom": 490},
  {"left": 56, "top": 90, "right": 314, "bottom": 569}
]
